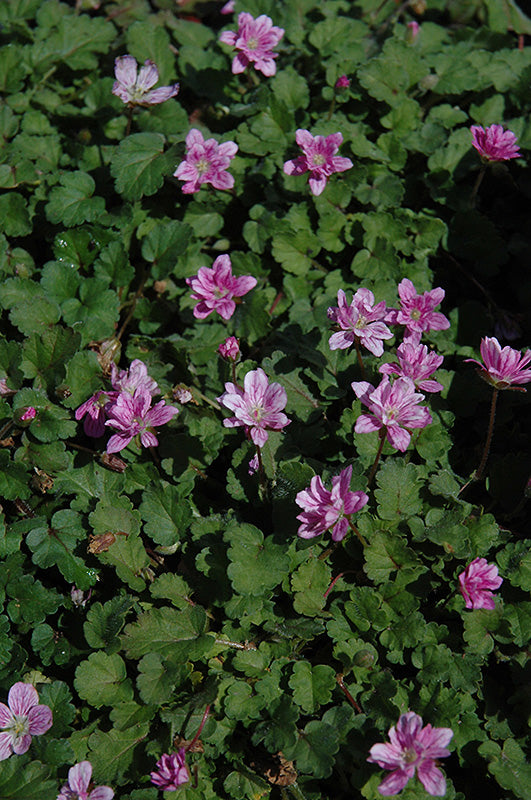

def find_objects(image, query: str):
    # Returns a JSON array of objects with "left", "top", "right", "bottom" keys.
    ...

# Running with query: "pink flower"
[
  {"left": 352, "top": 377, "right": 432, "bottom": 452},
  {"left": 57, "top": 761, "right": 114, "bottom": 800},
  {"left": 151, "top": 749, "right": 189, "bottom": 791},
  {"left": 0, "top": 682, "right": 53, "bottom": 760},
  {"left": 459, "top": 557, "right": 502, "bottom": 610},
  {"left": 367, "top": 712, "right": 453, "bottom": 796},
  {"left": 220, "top": 0, "right": 235, "bottom": 14},
  {"left": 379, "top": 342, "right": 444, "bottom": 392},
  {"left": 186, "top": 255, "right": 256, "bottom": 320},
  {"left": 470, "top": 124, "right": 520, "bottom": 162},
  {"left": 218, "top": 368, "right": 290, "bottom": 447},
  {"left": 335, "top": 75, "right": 350, "bottom": 89},
  {"left": 218, "top": 336, "right": 241, "bottom": 361},
  {"left": 465, "top": 336, "right": 531, "bottom": 390},
  {"left": 248, "top": 454, "right": 259, "bottom": 475},
  {"left": 110, "top": 359, "right": 159, "bottom": 396},
  {"left": 328, "top": 288, "right": 393, "bottom": 357},
  {"left": 174, "top": 129, "right": 238, "bottom": 194},
  {"left": 112, "top": 56, "right": 179, "bottom": 106},
  {"left": 20, "top": 406, "right": 36, "bottom": 421},
  {"left": 406, "top": 21, "right": 420, "bottom": 42},
  {"left": 283, "top": 129, "right": 353, "bottom": 196},
  {"left": 386, "top": 279, "right": 450, "bottom": 344},
  {"left": 219, "top": 12, "right": 284, "bottom": 76},
  {"left": 296, "top": 465, "right": 369, "bottom": 541},
  {"left": 105, "top": 389, "right": 179, "bottom": 453},
  {"left": 75, "top": 391, "right": 117, "bottom": 438}
]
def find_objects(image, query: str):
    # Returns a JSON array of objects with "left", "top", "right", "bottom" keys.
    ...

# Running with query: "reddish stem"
[{"left": 186, "top": 705, "right": 210, "bottom": 752}]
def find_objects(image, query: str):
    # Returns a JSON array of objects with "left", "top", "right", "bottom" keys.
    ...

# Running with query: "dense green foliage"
[{"left": 1, "top": 0, "right": 531, "bottom": 798}]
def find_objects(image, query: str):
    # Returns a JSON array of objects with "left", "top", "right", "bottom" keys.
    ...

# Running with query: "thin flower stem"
[
  {"left": 469, "top": 162, "right": 487, "bottom": 208},
  {"left": 354, "top": 338, "right": 366, "bottom": 380},
  {"left": 336, "top": 674, "right": 362, "bottom": 713},
  {"left": 326, "top": 96, "right": 336, "bottom": 122},
  {"left": 125, "top": 105, "right": 134, "bottom": 137},
  {"left": 349, "top": 520, "right": 367, "bottom": 546},
  {"left": 367, "top": 432, "right": 386, "bottom": 488},
  {"left": 186, "top": 705, "right": 210, "bottom": 752},
  {"left": 255, "top": 444, "right": 268, "bottom": 497},
  {"left": 475, "top": 388, "right": 498, "bottom": 481},
  {"left": 318, "top": 539, "right": 340, "bottom": 561}
]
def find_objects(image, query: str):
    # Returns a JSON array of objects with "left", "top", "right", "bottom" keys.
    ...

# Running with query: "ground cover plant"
[{"left": 1, "top": 0, "right": 531, "bottom": 797}]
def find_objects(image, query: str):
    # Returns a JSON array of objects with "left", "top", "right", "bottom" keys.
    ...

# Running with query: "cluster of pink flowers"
[
  {"left": 368, "top": 712, "right": 453, "bottom": 796},
  {"left": 75, "top": 359, "right": 178, "bottom": 453},
  {"left": 295, "top": 465, "right": 368, "bottom": 541},
  {"left": 186, "top": 255, "right": 256, "bottom": 320}
]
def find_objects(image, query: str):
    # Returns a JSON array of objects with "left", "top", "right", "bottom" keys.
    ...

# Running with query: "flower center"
[
  {"left": 9, "top": 715, "right": 29, "bottom": 738},
  {"left": 196, "top": 158, "right": 210, "bottom": 175},
  {"left": 313, "top": 154, "right": 326, "bottom": 166},
  {"left": 247, "top": 37, "right": 258, "bottom": 50},
  {"left": 410, "top": 308, "right": 421, "bottom": 320},
  {"left": 355, "top": 315, "right": 367, "bottom": 330},
  {"left": 403, "top": 747, "right": 418, "bottom": 765},
  {"left": 251, "top": 404, "right": 264, "bottom": 422}
]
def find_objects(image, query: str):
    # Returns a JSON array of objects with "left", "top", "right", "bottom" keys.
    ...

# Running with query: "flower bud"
[{"left": 218, "top": 336, "right": 240, "bottom": 362}]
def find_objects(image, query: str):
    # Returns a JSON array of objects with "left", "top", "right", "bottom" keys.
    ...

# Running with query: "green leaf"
[
  {"left": 26, "top": 509, "right": 97, "bottom": 590},
  {"left": 139, "top": 482, "right": 192, "bottom": 547},
  {"left": 38, "top": 681, "right": 76, "bottom": 736},
  {"left": 87, "top": 721, "right": 150, "bottom": 783},
  {"left": 137, "top": 653, "right": 190, "bottom": 705},
  {"left": 225, "top": 523, "right": 290, "bottom": 597},
  {"left": 40, "top": 14, "right": 115, "bottom": 70},
  {"left": 21, "top": 326, "right": 81, "bottom": 388},
  {"left": 462, "top": 608, "right": 503, "bottom": 655},
  {"left": 375, "top": 460, "right": 423, "bottom": 521},
  {"left": 84, "top": 596, "right": 133, "bottom": 652},
  {"left": 291, "top": 559, "right": 331, "bottom": 616},
  {"left": 364, "top": 531, "right": 425, "bottom": 585},
  {"left": 289, "top": 661, "right": 336, "bottom": 713},
  {"left": 496, "top": 541, "right": 531, "bottom": 590},
  {"left": 284, "top": 720, "right": 339, "bottom": 779},
  {"left": 75, "top": 652, "right": 134, "bottom": 708},
  {"left": 122, "top": 605, "right": 214, "bottom": 661},
  {"left": 0, "top": 758, "right": 56, "bottom": 800},
  {"left": 96, "top": 533, "right": 149, "bottom": 592},
  {"left": 45, "top": 171, "right": 106, "bottom": 226},
  {"left": 126, "top": 21, "right": 176, "bottom": 83},
  {"left": 111, "top": 134, "right": 176, "bottom": 200},
  {"left": 140, "top": 220, "right": 193, "bottom": 280},
  {"left": 6, "top": 573, "right": 62, "bottom": 625},
  {"left": 479, "top": 738, "right": 531, "bottom": 800},
  {"left": 61, "top": 278, "right": 120, "bottom": 344},
  {"left": 223, "top": 770, "right": 269, "bottom": 800},
  {"left": 0, "top": 192, "right": 32, "bottom": 236}
]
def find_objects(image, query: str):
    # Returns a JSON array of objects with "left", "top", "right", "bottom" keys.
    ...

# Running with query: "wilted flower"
[
  {"left": 57, "top": 761, "right": 114, "bottom": 800},
  {"left": 151, "top": 749, "right": 189, "bottom": 791},
  {"left": 70, "top": 587, "right": 91, "bottom": 608},
  {"left": 386, "top": 279, "right": 450, "bottom": 344},
  {"left": 0, "top": 378, "right": 15, "bottom": 397},
  {"left": 471, "top": 124, "right": 520, "bottom": 162},
  {"left": 328, "top": 288, "right": 392, "bottom": 357},
  {"left": 20, "top": 407, "right": 36, "bottom": 421},
  {"left": 174, "top": 129, "right": 238, "bottom": 194},
  {"left": 379, "top": 342, "right": 444, "bottom": 392},
  {"left": 173, "top": 385, "right": 193, "bottom": 404},
  {"left": 186, "top": 255, "right": 256, "bottom": 320},
  {"left": 105, "top": 389, "right": 179, "bottom": 453},
  {"left": 110, "top": 359, "right": 158, "bottom": 396},
  {"left": 367, "top": 712, "right": 453, "bottom": 796},
  {"left": 296, "top": 465, "right": 368, "bottom": 541},
  {"left": 335, "top": 75, "right": 350, "bottom": 89},
  {"left": 218, "top": 336, "right": 241, "bottom": 361},
  {"left": 112, "top": 55, "right": 179, "bottom": 106},
  {"left": 0, "top": 682, "right": 53, "bottom": 760},
  {"left": 459, "top": 557, "right": 502, "bottom": 610},
  {"left": 219, "top": 12, "right": 284, "bottom": 76},
  {"left": 352, "top": 377, "right": 432, "bottom": 452},
  {"left": 465, "top": 336, "right": 531, "bottom": 390},
  {"left": 218, "top": 368, "right": 290, "bottom": 447},
  {"left": 248, "top": 454, "right": 259, "bottom": 475},
  {"left": 283, "top": 129, "right": 353, "bottom": 196}
]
